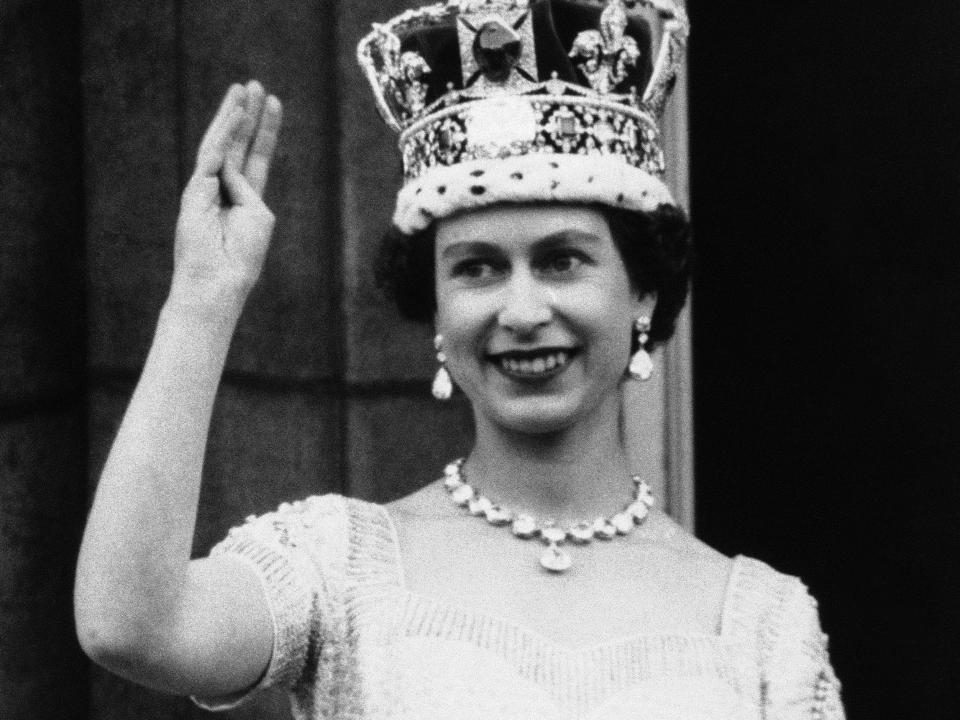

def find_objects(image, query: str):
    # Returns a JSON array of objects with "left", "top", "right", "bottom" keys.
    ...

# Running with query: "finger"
[
  {"left": 181, "top": 173, "right": 222, "bottom": 211},
  {"left": 195, "top": 105, "right": 246, "bottom": 177},
  {"left": 221, "top": 158, "right": 262, "bottom": 208},
  {"left": 244, "top": 95, "right": 283, "bottom": 196},
  {"left": 199, "top": 83, "right": 244, "bottom": 153},
  {"left": 226, "top": 80, "right": 266, "bottom": 172},
  {"left": 195, "top": 84, "right": 245, "bottom": 175}
]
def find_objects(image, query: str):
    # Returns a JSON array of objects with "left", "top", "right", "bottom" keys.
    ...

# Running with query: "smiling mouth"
[{"left": 488, "top": 348, "right": 577, "bottom": 379}]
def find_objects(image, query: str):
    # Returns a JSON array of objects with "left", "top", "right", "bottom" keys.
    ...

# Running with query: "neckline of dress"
[{"left": 371, "top": 498, "right": 747, "bottom": 650}]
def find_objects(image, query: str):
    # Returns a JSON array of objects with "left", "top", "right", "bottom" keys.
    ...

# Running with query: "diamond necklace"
[{"left": 442, "top": 458, "right": 655, "bottom": 573}]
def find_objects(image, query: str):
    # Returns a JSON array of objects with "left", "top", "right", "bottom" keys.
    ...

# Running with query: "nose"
[{"left": 497, "top": 271, "right": 552, "bottom": 335}]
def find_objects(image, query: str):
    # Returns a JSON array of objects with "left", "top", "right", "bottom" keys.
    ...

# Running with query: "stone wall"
[{"left": 0, "top": 1, "right": 89, "bottom": 718}]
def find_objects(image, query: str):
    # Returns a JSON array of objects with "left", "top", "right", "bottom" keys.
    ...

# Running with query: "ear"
[{"left": 632, "top": 290, "right": 657, "bottom": 322}]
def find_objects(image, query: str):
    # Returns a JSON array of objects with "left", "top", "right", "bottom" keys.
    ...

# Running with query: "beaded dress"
[{"left": 193, "top": 494, "right": 844, "bottom": 720}]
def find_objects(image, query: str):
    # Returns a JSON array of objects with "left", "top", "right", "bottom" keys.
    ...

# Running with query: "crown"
[{"left": 358, "top": 0, "right": 689, "bottom": 233}]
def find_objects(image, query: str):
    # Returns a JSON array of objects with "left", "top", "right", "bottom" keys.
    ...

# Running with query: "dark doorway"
[{"left": 690, "top": 2, "right": 960, "bottom": 718}]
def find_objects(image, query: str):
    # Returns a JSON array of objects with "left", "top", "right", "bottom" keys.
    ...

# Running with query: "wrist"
[{"left": 164, "top": 277, "right": 249, "bottom": 325}]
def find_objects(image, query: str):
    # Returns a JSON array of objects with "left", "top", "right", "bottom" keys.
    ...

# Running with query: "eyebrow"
[
  {"left": 534, "top": 229, "right": 604, "bottom": 250},
  {"left": 440, "top": 240, "right": 500, "bottom": 259},
  {"left": 439, "top": 229, "right": 603, "bottom": 259}
]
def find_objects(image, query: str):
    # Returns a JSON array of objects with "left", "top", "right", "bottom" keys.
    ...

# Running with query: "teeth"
[{"left": 499, "top": 351, "right": 570, "bottom": 376}]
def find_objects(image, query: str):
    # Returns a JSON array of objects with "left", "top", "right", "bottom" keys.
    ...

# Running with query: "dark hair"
[{"left": 374, "top": 203, "right": 693, "bottom": 348}]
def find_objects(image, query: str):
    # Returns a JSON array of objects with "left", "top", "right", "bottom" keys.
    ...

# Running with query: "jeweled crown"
[{"left": 358, "top": 0, "right": 689, "bottom": 184}]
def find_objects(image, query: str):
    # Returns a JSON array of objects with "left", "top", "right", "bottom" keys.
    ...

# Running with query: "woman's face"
[{"left": 434, "top": 204, "right": 654, "bottom": 435}]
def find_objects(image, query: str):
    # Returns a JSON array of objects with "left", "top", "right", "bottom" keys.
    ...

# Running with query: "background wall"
[
  {"left": 0, "top": 1, "right": 89, "bottom": 717},
  {"left": 2, "top": 1, "right": 958, "bottom": 719}
]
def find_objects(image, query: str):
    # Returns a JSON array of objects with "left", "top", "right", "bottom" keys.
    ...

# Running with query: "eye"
[
  {"left": 451, "top": 259, "right": 504, "bottom": 282},
  {"left": 539, "top": 250, "right": 588, "bottom": 275}
]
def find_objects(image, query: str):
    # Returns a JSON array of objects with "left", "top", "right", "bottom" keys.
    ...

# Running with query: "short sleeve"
[
  {"left": 761, "top": 580, "right": 845, "bottom": 720},
  {"left": 191, "top": 499, "right": 329, "bottom": 711}
]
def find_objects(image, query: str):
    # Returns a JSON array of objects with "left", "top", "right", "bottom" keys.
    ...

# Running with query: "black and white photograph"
[{"left": 1, "top": 1, "right": 957, "bottom": 718}]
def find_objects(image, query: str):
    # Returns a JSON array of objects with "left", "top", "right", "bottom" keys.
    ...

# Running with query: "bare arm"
[{"left": 75, "top": 81, "right": 285, "bottom": 697}]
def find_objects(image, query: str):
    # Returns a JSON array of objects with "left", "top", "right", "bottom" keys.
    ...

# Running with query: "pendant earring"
[
  {"left": 432, "top": 334, "right": 453, "bottom": 400},
  {"left": 628, "top": 316, "right": 654, "bottom": 381}
]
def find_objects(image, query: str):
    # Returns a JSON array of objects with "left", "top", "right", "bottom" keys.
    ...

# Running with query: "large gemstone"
[
  {"left": 568, "top": 522, "right": 595, "bottom": 544},
  {"left": 592, "top": 121, "right": 617, "bottom": 146},
  {"left": 473, "top": 19, "right": 522, "bottom": 83},
  {"left": 540, "top": 544, "right": 573, "bottom": 573},
  {"left": 451, "top": 484, "right": 475, "bottom": 506},
  {"left": 635, "top": 480, "right": 655, "bottom": 507},
  {"left": 512, "top": 513, "right": 538, "bottom": 539},
  {"left": 627, "top": 501, "right": 649, "bottom": 522},
  {"left": 557, "top": 110, "right": 577, "bottom": 137},
  {"left": 612, "top": 512, "right": 635, "bottom": 535},
  {"left": 438, "top": 127, "right": 453, "bottom": 151},
  {"left": 540, "top": 526, "right": 567, "bottom": 544},
  {"left": 466, "top": 97, "right": 536, "bottom": 153},
  {"left": 485, "top": 505, "right": 514, "bottom": 526},
  {"left": 593, "top": 517, "right": 617, "bottom": 540},
  {"left": 469, "top": 495, "right": 494, "bottom": 516},
  {"left": 629, "top": 349, "right": 654, "bottom": 380}
]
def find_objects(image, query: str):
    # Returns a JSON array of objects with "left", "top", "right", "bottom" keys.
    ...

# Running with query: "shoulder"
[
  {"left": 639, "top": 510, "right": 735, "bottom": 593},
  {"left": 209, "top": 492, "right": 402, "bottom": 611},
  {"left": 220, "top": 493, "right": 393, "bottom": 540},
  {"left": 634, "top": 516, "right": 821, "bottom": 640},
  {"left": 720, "top": 554, "right": 829, "bottom": 659},
  {"left": 210, "top": 493, "right": 395, "bottom": 578},
  {"left": 669, "top": 520, "right": 734, "bottom": 582},
  {"left": 215, "top": 494, "right": 349, "bottom": 549},
  {"left": 726, "top": 558, "right": 845, "bottom": 716},
  {"left": 621, "top": 511, "right": 734, "bottom": 633},
  {"left": 726, "top": 555, "right": 816, "bottom": 620}
]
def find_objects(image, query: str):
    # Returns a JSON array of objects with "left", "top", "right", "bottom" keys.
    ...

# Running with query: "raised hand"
[
  {"left": 172, "top": 80, "right": 283, "bottom": 306},
  {"left": 77, "top": 82, "right": 287, "bottom": 699}
]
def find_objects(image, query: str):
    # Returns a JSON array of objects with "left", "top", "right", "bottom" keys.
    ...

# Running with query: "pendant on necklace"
[
  {"left": 538, "top": 525, "right": 572, "bottom": 573},
  {"left": 539, "top": 542, "right": 573, "bottom": 572}
]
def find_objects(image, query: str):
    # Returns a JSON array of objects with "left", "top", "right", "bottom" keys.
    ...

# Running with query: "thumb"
[{"left": 221, "top": 160, "right": 261, "bottom": 207}]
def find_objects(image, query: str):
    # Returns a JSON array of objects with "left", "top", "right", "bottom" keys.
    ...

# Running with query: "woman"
[{"left": 74, "top": 1, "right": 844, "bottom": 718}]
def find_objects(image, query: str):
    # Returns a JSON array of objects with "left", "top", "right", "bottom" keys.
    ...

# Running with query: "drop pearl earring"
[
  {"left": 628, "top": 316, "right": 654, "bottom": 381},
  {"left": 432, "top": 334, "right": 453, "bottom": 400}
]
